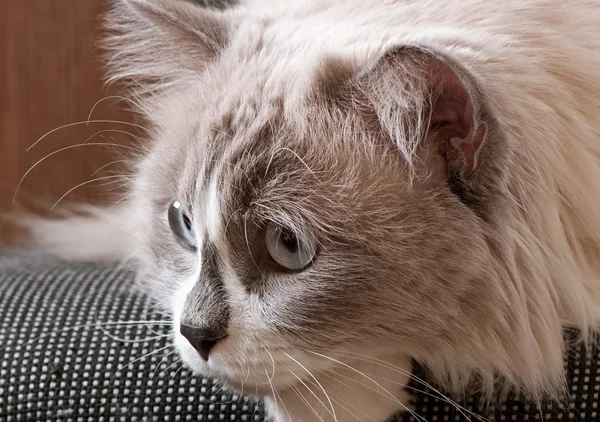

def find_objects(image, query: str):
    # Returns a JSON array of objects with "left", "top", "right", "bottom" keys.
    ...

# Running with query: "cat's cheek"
[
  {"left": 169, "top": 267, "right": 201, "bottom": 328},
  {"left": 170, "top": 270, "right": 205, "bottom": 372}
]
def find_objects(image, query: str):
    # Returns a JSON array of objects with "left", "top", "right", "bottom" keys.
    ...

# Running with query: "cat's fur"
[{"left": 23, "top": 0, "right": 600, "bottom": 420}]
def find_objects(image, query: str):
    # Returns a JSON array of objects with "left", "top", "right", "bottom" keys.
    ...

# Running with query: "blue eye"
[
  {"left": 265, "top": 223, "right": 317, "bottom": 271},
  {"left": 168, "top": 200, "right": 197, "bottom": 250}
]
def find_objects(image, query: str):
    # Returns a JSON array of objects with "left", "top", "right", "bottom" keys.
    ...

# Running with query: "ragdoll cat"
[{"left": 23, "top": 0, "right": 600, "bottom": 420}]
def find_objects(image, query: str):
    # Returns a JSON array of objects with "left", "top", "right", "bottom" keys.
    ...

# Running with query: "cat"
[{"left": 21, "top": 0, "right": 600, "bottom": 420}]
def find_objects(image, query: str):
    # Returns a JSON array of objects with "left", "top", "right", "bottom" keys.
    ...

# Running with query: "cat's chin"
[
  {"left": 173, "top": 330, "right": 298, "bottom": 394},
  {"left": 175, "top": 352, "right": 289, "bottom": 396}
]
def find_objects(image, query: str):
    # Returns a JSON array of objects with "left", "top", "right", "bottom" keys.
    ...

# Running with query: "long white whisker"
[
  {"left": 98, "top": 329, "right": 170, "bottom": 344},
  {"left": 170, "top": 361, "right": 187, "bottom": 380},
  {"left": 151, "top": 348, "right": 179, "bottom": 380},
  {"left": 316, "top": 368, "right": 406, "bottom": 422},
  {"left": 87, "top": 95, "right": 136, "bottom": 123},
  {"left": 404, "top": 385, "right": 488, "bottom": 422},
  {"left": 284, "top": 352, "right": 337, "bottom": 421},
  {"left": 50, "top": 175, "right": 125, "bottom": 211},
  {"left": 273, "top": 387, "right": 294, "bottom": 422},
  {"left": 92, "top": 314, "right": 171, "bottom": 344},
  {"left": 239, "top": 366, "right": 251, "bottom": 399},
  {"left": 288, "top": 371, "right": 337, "bottom": 420},
  {"left": 316, "top": 369, "right": 356, "bottom": 391},
  {"left": 386, "top": 380, "right": 484, "bottom": 422},
  {"left": 353, "top": 370, "right": 481, "bottom": 422},
  {"left": 112, "top": 344, "right": 171, "bottom": 379},
  {"left": 265, "top": 349, "right": 277, "bottom": 384},
  {"left": 327, "top": 395, "right": 368, "bottom": 422},
  {"left": 306, "top": 350, "right": 427, "bottom": 422},
  {"left": 302, "top": 371, "right": 371, "bottom": 421},
  {"left": 209, "top": 383, "right": 227, "bottom": 400},
  {"left": 337, "top": 351, "right": 479, "bottom": 422},
  {"left": 3, "top": 320, "right": 172, "bottom": 351},
  {"left": 82, "top": 129, "right": 143, "bottom": 145},
  {"left": 289, "top": 381, "right": 326, "bottom": 422},
  {"left": 162, "top": 358, "right": 183, "bottom": 379},
  {"left": 109, "top": 195, "right": 130, "bottom": 212},
  {"left": 14, "top": 142, "right": 136, "bottom": 203},
  {"left": 265, "top": 368, "right": 280, "bottom": 419},
  {"left": 27, "top": 119, "right": 146, "bottom": 151},
  {"left": 91, "top": 159, "right": 132, "bottom": 177}
]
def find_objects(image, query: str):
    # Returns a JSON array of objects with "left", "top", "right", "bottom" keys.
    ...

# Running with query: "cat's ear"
[
  {"left": 360, "top": 46, "right": 488, "bottom": 179},
  {"left": 104, "top": 0, "right": 230, "bottom": 97}
]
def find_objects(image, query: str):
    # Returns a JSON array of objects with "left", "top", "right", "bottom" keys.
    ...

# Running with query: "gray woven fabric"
[
  {"left": 1, "top": 252, "right": 599, "bottom": 421},
  {"left": 0, "top": 252, "right": 263, "bottom": 421}
]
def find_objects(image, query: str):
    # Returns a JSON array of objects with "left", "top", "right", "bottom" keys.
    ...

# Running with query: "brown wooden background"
[{"left": 1, "top": 0, "right": 135, "bottom": 241}]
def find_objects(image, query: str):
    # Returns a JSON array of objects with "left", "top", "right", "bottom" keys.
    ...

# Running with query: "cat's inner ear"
[
  {"left": 361, "top": 46, "right": 488, "bottom": 179},
  {"left": 105, "top": 0, "right": 230, "bottom": 96}
]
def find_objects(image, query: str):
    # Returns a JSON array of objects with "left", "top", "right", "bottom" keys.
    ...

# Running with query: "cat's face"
[
  {"left": 113, "top": 0, "right": 564, "bottom": 396},
  {"left": 139, "top": 87, "right": 486, "bottom": 392}
]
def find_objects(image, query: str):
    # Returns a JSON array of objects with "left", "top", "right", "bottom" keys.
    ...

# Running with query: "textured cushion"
[{"left": 1, "top": 252, "right": 599, "bottom": 421}]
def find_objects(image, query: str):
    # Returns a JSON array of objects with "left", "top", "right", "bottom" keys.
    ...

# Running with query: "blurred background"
[{"left": 1, "top": 1, "right": 136, "bottom": 243}]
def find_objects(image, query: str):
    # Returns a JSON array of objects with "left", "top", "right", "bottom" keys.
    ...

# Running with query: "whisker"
[
  {"left": 82, "top": 128, "right": 143, "bottom": 145},
  {"left": 274, "top": 386, "right": 294, "bottom": 422},
  {"left": 14, "top": 142, "right": 136, "bottom": 203},
  {"left": 161, "top": 358, "right": 183, "bottom": 379},
  {"left": 306, "top": 350, "right": 427, "bottom": 422},
  {"left": 289, "top": 381, "right": 326, "bottom": 422},
  {"left": 95, "top": 321, "right": 171, "bottom": 344},
  {"left": 336, "top": 351, "right": 480, "bottom": 422},
  {"left": 91, "top": 159, "right": 132, "bottom": 177},
  {"left": 327, "top": 395, "right": 368, "bottom": 422},
  {"left": 284, "top": 352, "right": 337, "bottom": 421},
  {"left": 50, "top": 175, "right": 126, "bottom": 211},
  {"left": 265, "top": 368, "right": 280, "bottom": 418},
  {"left": 289, "top": 371, "right": 336, "bottom": 421},
  {"left": 316, "top": 369, "right": 357, "bottom": 391},
  {"left": 170, "top": 361, "right": 187, "bottom": 380},
  {"left": 102, "top": 332, "right": 171, "bottom": 344},
  {"left": 404, "top": 385, "right": 488, "bottom": 422},
  {"left": 239, "top": 366, "right": 251, "bottom": 399},
  {"left": 302, "top": 370, "right": 371, "bottom": 421},
  {"left": 109, "top": 195, "right": 130, "bottom": 212},
  {"left": 86, "top": 95, "right": 137, "bottom": 123},
  {"left": 352, "top": 370, "right": 482, "bottom": 422},
  {"left": 209, "top": 383, "right": 228, "bottom": 401},
  {"left": 27, "top": 119, "right": 146, "bottom": 151},
  {"left": 264, "top": 348, "right": 277, "bottom": 384},
  {"left": 151, "top": 348, "right": 179, "bottom": 380},
  {"left": 3, "top": 320, "right": 172, "bottom": 351},
  {"left": 316, "top": 368, "right": 408, "bottom": 422},
  {"left": 112, "top": 344, "right": 172, "bottom": 379}
]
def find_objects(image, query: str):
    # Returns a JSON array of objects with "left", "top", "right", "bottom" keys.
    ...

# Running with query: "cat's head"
[{"left": 109, "top": 0, "right": 564, "bottom": 397}]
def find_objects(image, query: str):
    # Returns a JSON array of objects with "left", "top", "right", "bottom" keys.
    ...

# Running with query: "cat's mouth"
[{"left": 173, "top": 330, "right": 302, "bottom": 394}]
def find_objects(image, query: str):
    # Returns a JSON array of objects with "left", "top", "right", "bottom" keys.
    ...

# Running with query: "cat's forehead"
[
  {"left": 151, "top": 20, "right": 400, "bottom": 229},
  {"left": 189, "top": 54, "right": 360, "bottom": 183}
]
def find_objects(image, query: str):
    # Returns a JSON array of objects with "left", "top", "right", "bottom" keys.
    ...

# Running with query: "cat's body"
[{"left": 24, "top": 0, "right": 600, "bottom": 420}]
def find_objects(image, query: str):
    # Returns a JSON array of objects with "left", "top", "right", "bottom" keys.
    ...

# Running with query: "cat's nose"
[{"left": 180, "top": 324, "right": 227, "bottom": 361}]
